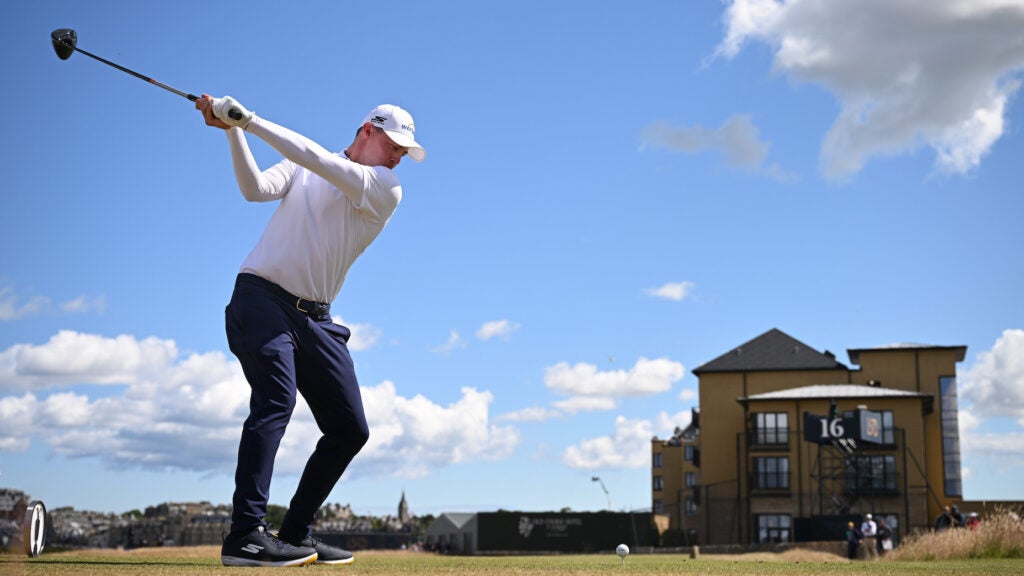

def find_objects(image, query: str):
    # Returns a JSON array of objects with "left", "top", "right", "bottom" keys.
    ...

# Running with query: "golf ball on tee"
[{"left": 616, "top": 544, "right": 629, "bottom": 557}]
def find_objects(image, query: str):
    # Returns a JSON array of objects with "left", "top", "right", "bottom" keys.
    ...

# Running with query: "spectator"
[
  {"left": 876, "top": 517, "right": 893, "bottom": 555},
  {"left": 950, "top": 505, "right": 966, "bottom": 528},
  {"left": 934, "top": 506, "right": 954, "bottom": 531},
  {"left": 965, "top": 512, "right": 981, "bottom": 529},
  {"left": 845, "top": 521, "right": 862, "bottom": 560},
  {"left": 860, "top": 514, "right": 878, "bottom": 560}
]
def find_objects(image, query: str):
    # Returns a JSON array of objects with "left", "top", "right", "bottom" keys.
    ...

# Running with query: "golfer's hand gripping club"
[
  {"left": 212, "top": 96, "right": 252, "bottom": 128},
  {"left": 186, "top": 94, "right": 240, "bottom": 119}
]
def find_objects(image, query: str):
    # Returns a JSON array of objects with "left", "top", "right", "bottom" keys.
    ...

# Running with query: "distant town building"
[
  {"left": 0, "top": 491, "right": 426, "bottom": 550},
  {"left": 0, "top": 489, "right": 29, "bottom": 518}
]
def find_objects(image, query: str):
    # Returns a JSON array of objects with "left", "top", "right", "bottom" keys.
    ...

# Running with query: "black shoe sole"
[{"left": 315, "top": 556, "right": 355, "bottom": 565}]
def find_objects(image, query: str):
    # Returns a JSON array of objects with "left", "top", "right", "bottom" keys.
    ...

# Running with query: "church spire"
[{"left": 398, "top": 490, "right": 410, "bottom": 525}]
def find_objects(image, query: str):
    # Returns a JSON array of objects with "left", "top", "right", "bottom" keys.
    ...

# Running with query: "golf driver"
[{"left": 50, "top": 28, "right": 242, "bottom": 120}]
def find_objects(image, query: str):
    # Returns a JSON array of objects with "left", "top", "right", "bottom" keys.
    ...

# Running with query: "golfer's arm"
[
  {"left": 243, "top": 116, "right": 393, "bottom": 220},
  {"left": 225, "top": 128, "right": 292, "bottom": 202}
]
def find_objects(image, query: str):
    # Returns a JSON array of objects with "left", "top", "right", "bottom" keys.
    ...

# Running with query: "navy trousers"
[{"left": 225, "top": 273, "right": 369, "bottom": 541}]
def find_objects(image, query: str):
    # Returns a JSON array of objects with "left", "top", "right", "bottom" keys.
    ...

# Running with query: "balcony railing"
[
  {"left": 845, "top": 471, "right": 901, "bottom": 495},
  {"left": 746, "top": 429, "right": 792, "bottom": 451},
  {"left": 749, "top": 471, "right": 791, "bottom": 492}
]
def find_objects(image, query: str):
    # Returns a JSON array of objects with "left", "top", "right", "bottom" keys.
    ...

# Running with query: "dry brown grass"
[
  {"left": 701, "top": 548, "right": 848, "bottom": 563},
  {"left": 885, "top": 509, "right": 1024, "bottom": 560}
]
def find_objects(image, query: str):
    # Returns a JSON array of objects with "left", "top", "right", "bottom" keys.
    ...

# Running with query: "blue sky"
[{"left": 2, "top": 0, "right": 1023, "bottom": 517}]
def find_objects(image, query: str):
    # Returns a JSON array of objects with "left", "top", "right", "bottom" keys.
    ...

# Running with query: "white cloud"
[
  {"left": 677, "top": 388, "right": 697, "bottom": 402},
  {"left": 476, "top": 319, "right": 520, "bottom": 341},
  {"left": 544, "top": 357, "right": 685, "bottom": 398},
  {"left": 553, "top": 396, "right": 618, "bottom": 415},
  {"left": 0, "top": 287, "right": 49, "bottom": 320},
  {"left": 0, "top": 330, "right": 520, "bottom": 480},
  {"left": 333, "top": 317, "right": 382, "bottom": 351},
  {"left": 643, "top": 116, "right": 767, "bottom": 167},
  {"left": 656, "top": 410, "right": 695, "bottom": 437},
  {"left": 0, "top": 393, "right": 36, "bottom": 451},
  {"left": 0, "top": 286, "right": 107, "bottom": 320},
  {"left": 554, "top": 405, "right": 692, "bottom": 473},
  {"left": 716, "top": 0, "right": 1024, "bottom": 179},
  {"left": 0, "top": 330, "right": 179, "bottom": 391},
  {"left": 432, "top": 330, "right": 466, "bottom": 354},
  {"left": 0, "top": 341, "right": 249, "bottom": 471},
  {"left": 957, "top": 330, "right": 1024, "bottom": 486},
  {"left": 641, "top": 116, "right": 796, "bottom": 181},
  {"left": 498, "top": 406, "right": 562, "bottom": 422},
  {"left": 562, "top": 416, "right": 653, "bottom": 470},
  {"left": 40, "top": 392, "right": 93, "bottom": 427},
  {"left": 961, "top": 432, "right": 1024, "bottom": 470},
  {"left": 645, "top": 281, "right": 696, "bottom": 302},
  {"left": 715, "top": 0, "right": 783, "bottom": 59},
  {"left": 60, "top": 295, "right": 107, "bottom": 315},
  {"left": 960, "top": 329, "right": 1024, "bottom": 424},
  {"left": 959, "top": 408, "right": 981, "bottom": 433},
  {"left": 355, "top": 383, "right": 519, "bottom": 479}
]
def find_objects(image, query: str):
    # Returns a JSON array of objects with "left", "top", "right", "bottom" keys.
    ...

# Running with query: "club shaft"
[{"left": 72, "top": 45, "right": 197, "bottom": 102}]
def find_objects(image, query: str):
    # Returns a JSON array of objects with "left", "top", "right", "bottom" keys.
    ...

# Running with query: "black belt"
[
  {"left": 238, "top": 273, "right": 331, "bottom": 318},
  {"left": 294, "top": 297, "right": 330, "bottom": 317}
]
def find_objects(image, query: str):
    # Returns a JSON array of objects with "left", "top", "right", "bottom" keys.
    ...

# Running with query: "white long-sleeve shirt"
[
  {"left": 861, "top": 519, "right": 877, "bottom": 537},
  {"left": 224, "top": 116, "right": 402, "bottom": 304}
]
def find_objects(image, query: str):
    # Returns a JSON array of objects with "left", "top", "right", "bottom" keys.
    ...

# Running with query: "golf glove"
[{"left": 213, "top": 96, "right": 254, "bottom": 129}]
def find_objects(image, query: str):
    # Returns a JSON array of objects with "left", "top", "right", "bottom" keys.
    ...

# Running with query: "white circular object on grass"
[{"left": 23, "top": 500, "right": 47, "bottom": 558}]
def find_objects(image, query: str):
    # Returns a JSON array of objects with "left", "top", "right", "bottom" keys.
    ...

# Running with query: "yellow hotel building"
[{"left": 651, "top": 328, "right": 978, "bottom": 546}]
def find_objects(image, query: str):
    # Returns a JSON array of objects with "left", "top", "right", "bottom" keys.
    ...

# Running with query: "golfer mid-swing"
[{"left": 196, "top": 95, "right": 424, "bottom": 567}]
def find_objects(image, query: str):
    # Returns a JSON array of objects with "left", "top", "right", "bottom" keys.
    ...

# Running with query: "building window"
[
  {"left": 752, "top": 412, "right": 789, "bottom": 446},
  {"left": 653, "top": 476, "right": 664, "bottom": 491},
  {"left": 653, "top": 499, "right": 663, "bottom": 513},
  {"left": 940, "top": 376, "right": 963, "bottom": 497},
  {"left": 685, "top": 472, "right": 695, "bottom": 488},
  {"left": 685, "top": 497, "right": 698, "bottom": 516},
  {"left": 753, "top": 457, "right": 789, "bottom": 489},
  {"left": 848, "top": 455, "right": 897, "bottom": 492},
  {"left": 685, "top": 445, "right": 695, "bottom": 461},
  {"left": 757, "top": 514, "right": 791, "bottom": 543},
  {"left": 881, "top": 410, "right": 895, "bottom": 445},
  {"left": 653, "top": 452, "right": 663, "bottom": 468}
]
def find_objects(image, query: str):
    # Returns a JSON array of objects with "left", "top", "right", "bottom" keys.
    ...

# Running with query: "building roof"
[
  {"left": 847, "top": 343, "right": 967, "bottom": 364},
  {"left": 437, "top": 512, "right": 476, "bottom": 529},
  {"left": 424, "top": 512, "right": 477, "bottom": 537},
  {"left": 693, "top": 328, "right": 848, "bottom": 375},
  {"left": 738, "top": 383, "right": 931, "bottom": 403}
]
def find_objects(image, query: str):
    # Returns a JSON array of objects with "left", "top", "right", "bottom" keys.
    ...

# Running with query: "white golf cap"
[{"left": 363, "top": 104, "right": 425, "bottom": 162}]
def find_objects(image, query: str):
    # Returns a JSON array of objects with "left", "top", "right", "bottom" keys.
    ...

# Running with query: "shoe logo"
[{"left": 241, "top": 544, "right": 264, "bottom": 554}]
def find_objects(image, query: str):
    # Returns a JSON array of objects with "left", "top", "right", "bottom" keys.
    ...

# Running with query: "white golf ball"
[{"left": 616, "top": 544, "right": 629, "bottom": 557}]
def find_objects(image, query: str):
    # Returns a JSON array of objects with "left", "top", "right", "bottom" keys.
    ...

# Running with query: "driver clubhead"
[{"left": 51, "top": 28, "right": 77, "bottom": 60}]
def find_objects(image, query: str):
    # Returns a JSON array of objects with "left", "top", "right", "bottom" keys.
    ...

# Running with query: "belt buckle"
[{"left": 296, "top": 297, "right": 327, "bottom": 317}]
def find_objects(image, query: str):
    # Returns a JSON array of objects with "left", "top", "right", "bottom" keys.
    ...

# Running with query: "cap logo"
[{"left": 370, "top": 115, "right": 387, "bottom": 126}]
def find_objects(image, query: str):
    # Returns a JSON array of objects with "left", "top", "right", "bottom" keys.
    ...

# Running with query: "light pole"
[{"left": 592, "top": 476, "right": 612, "bottom": 510}]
